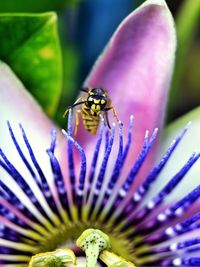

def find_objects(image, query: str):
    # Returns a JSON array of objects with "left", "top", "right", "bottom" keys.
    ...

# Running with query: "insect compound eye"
[{"left": 90, "top": 87, "right": 106, "bottom": 96}]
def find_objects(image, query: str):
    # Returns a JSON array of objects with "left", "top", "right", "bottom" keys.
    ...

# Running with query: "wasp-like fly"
[{"left": 63, "top": 87, "right": 119, "bottom": 135}]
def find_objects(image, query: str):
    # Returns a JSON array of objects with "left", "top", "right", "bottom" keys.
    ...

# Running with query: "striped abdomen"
[{"left": 81, "top": 104, "right": 100, "bottom": 134}]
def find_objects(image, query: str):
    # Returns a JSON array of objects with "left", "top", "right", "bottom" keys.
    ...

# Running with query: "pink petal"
[
  {"left": 76, "top": 0, "right": 176, "bottom": 185},
  {"left": 0, "top": 62, "right": 71, "bottom": 205}
]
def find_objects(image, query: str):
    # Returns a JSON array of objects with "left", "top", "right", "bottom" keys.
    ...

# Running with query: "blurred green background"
[{"left": 0, "top": 0, "right": 199, "bottom": 127}]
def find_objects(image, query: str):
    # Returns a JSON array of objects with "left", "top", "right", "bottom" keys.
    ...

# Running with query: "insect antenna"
[
  {"left": 63, "top": 100, "right": 87, "bottom": 118},
  {"left": 80, "top": 87, "right": 89, "bottom": 93}
]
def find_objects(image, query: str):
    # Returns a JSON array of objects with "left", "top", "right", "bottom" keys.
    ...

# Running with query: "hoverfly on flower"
[{"left": 63, "top": 87, "right": 119, "bottom": 134}]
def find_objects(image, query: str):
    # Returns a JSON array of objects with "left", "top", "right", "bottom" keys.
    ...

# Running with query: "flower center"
[
  {"left": 34, "top": 222, "right": 135, "bottom": 262},
  {"left": 29, "top": 228, "right": 136, "bottom": 267}
]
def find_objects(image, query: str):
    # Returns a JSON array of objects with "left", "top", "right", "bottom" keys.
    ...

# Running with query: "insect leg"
[
  {"left": 104, "top": 111, "right": 111, "bottom": 129},
  {"left": 105, "top": 106, "right": 120, "bottom": 122},
  {"left": 74, "top": 109, "right": 82, "bottom": 136},
  {"left": 63, "top": 97, "right": 86, "bottom": 118}
]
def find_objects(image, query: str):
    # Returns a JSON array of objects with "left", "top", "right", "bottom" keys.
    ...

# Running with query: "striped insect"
[{"left": 63, "top": 87, "right": 119, "bottom": 135}]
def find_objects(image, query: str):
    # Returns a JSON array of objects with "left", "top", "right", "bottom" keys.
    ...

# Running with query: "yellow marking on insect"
[
  {"left": 64, "top": 87, "right": 120, "bottom": 135},
  {"left": 94, "top": 99, "right": 101, "bottom": 104},
  {"left": 82, "top": 115, "right": 94, "bottom": 120},
  {"left": 96, "top": 105, "right": 101, "bottom": 111},
  {"left": 91, "top": 104, "right": 96, "bottom": 111}
]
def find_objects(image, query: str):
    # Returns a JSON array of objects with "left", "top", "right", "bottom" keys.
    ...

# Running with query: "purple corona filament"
[{"left": 0, "top": 112, "right": 200, "bottom": 266}]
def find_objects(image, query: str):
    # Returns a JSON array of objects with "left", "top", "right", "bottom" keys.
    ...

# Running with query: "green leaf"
[
  {"left": 156, "top": 107, "right": 200, "bottom": 203},
  {"left": 54, "top": 44, "right": 80, "bottom": 128},
  {"left": 167, "top": 0, "right": 200, "bottom": 120},
  {"left": 0, "top": 12, "right": 62, "bottom": 117},
  {"left": 0, "top": 0, "right": 80, "bottom": 13}
]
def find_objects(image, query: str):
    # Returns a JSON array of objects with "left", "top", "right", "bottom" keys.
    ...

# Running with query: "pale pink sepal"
[
  {"left": 0, "top": 62, "right": 72, "bottom": 208},
  {"left": 155, "top": 107, "right": 200, "bottom": 215}
]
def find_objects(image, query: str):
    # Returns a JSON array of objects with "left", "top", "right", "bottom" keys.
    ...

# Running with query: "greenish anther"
[
  {"left": 76, "top": 228, "right": 111, "bottom": 267},
  {"left": 99, "top": 250, "right": 136, "bottom": 267},
  {"left": 29, "top": 248, "right": 76, "bottom": 267}
]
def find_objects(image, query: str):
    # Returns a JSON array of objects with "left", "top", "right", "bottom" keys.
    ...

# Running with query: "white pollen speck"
[
  {"left": 175, "top": 207, "right": 183, "bottom": 216},
  {"left": 157, "top": 213, "right": 166, "bottom": 221},
  {"left": 77, "top": 189, "right": 83, "bottom": 196},
  {"left": 145, "top": 130, "right": 149, "bottom": 139},
  {"left": 171, "top": 139, "right": 176, "bottom": 145},
  {"left": 94, "top": 188, "right": 100, "bottom": 195},
  {"left": 147, "top": 200, "right": 155, "bottom": 209},
  {"left": 62, "top": 129, "right": 67, "bottom": 134},
  {"left": 44, "top": 191, "right": 51, "bottom": 197},
  {"left": 139, "top": 186, "right": 145, "bottom": 194},
  {"left": 106, "top": 188, "right": 112, "bottom": 195},
  {"left": 173, "top": 258, "right": 181, "bottom": 266},
  {"left": 170, "top": 243, "right": 177, "bottom": 251},
  {"left": 165, "top": 227, "right": 175, "bottom": 236},
  {"left": 133, "top": 192, "right": 141, "bottom": 202},
  {"left": 175, "top": 224, "right": 182, "bottom": 231},
  {"left": 119, "top": 189, "right": 126, "bottom": 197},
  {"left": 18, "top": 203, "right": 23, "bottom": 209},
  {"left": 154, "top": 128, "right": 158, "bottom": 133},
  {"left": 165, "top": 209, "right": 172, "bottom": 216}
]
